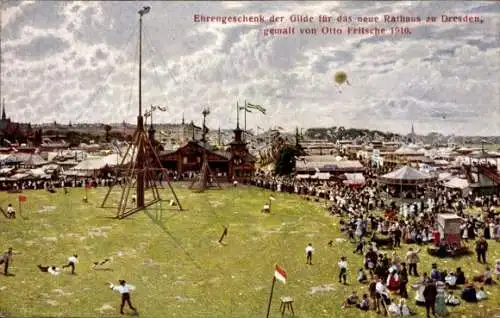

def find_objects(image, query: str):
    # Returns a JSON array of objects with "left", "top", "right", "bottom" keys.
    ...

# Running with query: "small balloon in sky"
[
  {"left": 334, "top": 71, "right": 351, "bottom": 93},
  {"left": 334, "top": 71, "right": 350, "bottom": 85}
]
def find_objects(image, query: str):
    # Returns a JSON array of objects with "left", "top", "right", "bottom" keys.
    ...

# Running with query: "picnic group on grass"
[{"left": 254, "top": 174, "right": 499, "bottom": 317}]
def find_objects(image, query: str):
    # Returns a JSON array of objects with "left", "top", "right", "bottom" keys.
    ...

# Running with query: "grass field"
[{"left": 0, "top": 185, "right": 499, "bottom": 318}]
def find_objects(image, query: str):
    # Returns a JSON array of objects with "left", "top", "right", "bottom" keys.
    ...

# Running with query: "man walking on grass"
[
  {"left": 62, "top": 254, "right": 78, "bottom": 274},
  {"left": 338, "top": 256, "right": 348, "bottom": 284},
  {"left": 0, "top": 247, "right": 13, "bottom": 275},
  {"left": 109, "top": 280, "right": 138, "bottom": 315},
  {"left": 305, "top": 243, "right": 314, "bottom": 265}
]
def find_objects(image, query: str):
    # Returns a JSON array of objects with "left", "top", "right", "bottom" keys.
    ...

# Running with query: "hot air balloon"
[
  {"left": 334, "top": 71, "right": 350, "bottom": 93},
  {"left": 334, "top": 71, "right": 348, "bottom": 85}
]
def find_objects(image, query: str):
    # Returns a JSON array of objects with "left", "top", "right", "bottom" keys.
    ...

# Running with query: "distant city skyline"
[{"left": 1, "top": 1, "right": 499, "bottom": 136}]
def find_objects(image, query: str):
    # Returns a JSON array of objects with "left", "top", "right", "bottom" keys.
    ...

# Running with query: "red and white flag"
[{"left": 274, "top": 265, "right": 287, "bottom": 284}]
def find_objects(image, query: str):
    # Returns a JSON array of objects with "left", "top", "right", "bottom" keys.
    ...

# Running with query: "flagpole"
[
  {"left": 244, "top": 100, "right": 247, "bottom": 140},
  {"left": 236, "top": 102, "right": 240, "bottom": 129},
  {"left": 266, "top": 276, "right": 276, "bottom": 318}
]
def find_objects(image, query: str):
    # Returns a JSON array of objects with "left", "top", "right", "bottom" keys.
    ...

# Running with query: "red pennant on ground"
[{"left": 18, "top": 195, "right": 27, "bottom": 203}]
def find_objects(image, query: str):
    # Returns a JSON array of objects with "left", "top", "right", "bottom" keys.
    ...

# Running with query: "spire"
[
  {"left": 190, "top": 121, "right": 195, "bottom": 140},
  {"left": 411, "top": 122, "right": 415, "bottom": 135},
  {"left": 1, "top": 99, "right": 5, "bottom": 121},
  {"left": 182, "top": 113, "right": 185, "bottom": 125}
]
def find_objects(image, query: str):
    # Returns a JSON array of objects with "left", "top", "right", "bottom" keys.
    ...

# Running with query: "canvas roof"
[
  {"left": 344, "top": 173, "right": 366, "bottom": 184},
  {"left": 23, "top": 154, "right": 47, "bottom": 166},
  {"left": 379, "top": 165, "right": 436, "bottom": 185},
  {"left": 443, "top": 178, "right": 469, "bottom": 190}
]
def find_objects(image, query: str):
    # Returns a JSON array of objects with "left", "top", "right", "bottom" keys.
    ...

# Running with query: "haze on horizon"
[{"left": 1, "top": 1, "right": 499, "bottom": 136}]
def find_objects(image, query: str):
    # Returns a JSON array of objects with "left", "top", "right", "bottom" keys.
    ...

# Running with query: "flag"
[
  {"left": 239, "top": 106, "right": 252, "bottom": 113},
  {"left": 274, "top": 265, "right": 287, "bottom": 284},
  {"left": 246, "top": 102, "right": 266, "bottom": 115},
  {"left": 18, "top": 195, "right": 27, "bottom": 203},
  {"left": 269, "top": 195, "right": 276, "bottom": 201},
  {"left": 85, "top": 183, "right": 92, "bottom": 189}
]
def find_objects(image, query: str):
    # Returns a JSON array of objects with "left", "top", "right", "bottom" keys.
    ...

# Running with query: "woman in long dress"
[{"left": 435, "top": 281, "right": 448, "bottom": 316}]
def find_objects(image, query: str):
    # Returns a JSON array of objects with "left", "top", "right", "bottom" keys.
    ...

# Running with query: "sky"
[{"left": 0, "top": 1, "right": 499, "bottom": 136}]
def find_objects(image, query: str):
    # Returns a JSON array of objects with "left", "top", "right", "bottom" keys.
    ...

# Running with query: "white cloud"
[{"left": 1, "top": 0, "right": 499, "bottom": 136}]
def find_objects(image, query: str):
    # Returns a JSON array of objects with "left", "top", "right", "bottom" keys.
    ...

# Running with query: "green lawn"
[{"left": 0, "top": 185, "right": 499, "bottom": 317}]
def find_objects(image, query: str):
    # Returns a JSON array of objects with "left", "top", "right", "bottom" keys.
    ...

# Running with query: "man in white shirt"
[
  {"left": 338, "top": 256, "right": 348, "bottom": 284},
  {"left": 6, "top": 204, "right": 15, "bottom": 219},
  {"left": 62, "top": 254, "right": 78, "bottom": 274},
  {"left": 305, "top": 243, "right": 314, "bottom": 265},
  {"left": 109, "top": 280, "right": 138, "bottom": 315}
]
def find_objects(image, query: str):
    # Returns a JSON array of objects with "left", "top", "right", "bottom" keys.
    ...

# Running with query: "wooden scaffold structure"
[
  {"left": 100, "top": 6, "right": 182, "bottom": 219},
  {"left": 188, "top": 107, "right": 221, "bottom": 192},
  {"left": 189, "top": 151, "right": 222, "bottom": 192}
]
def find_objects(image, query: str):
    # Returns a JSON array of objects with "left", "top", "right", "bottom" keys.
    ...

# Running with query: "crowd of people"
[
  {"left": 2, "top": 163, "right": 499, "bottom": 316},
  {"left": 252, "top": 173, "right": 499, "bottom": 317}
]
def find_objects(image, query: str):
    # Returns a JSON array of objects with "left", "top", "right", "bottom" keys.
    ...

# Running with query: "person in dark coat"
[
  {"left": 399, "top": 262, "right": 409, "bottom": 299},
  {"left": 475, "top": 236, "right": 488, "bottom": 264},
  {"left": 455, "top": 267, "right": 466, "bottom": 285},
  {"left": 423, "top": 281, "right": 437, "bottom": 318},
  {"left": 0, "top": 247, "right": 13, "bottom": 275},
  {"left": 461, "top": 284, "right": 477, "bottom": 303}
]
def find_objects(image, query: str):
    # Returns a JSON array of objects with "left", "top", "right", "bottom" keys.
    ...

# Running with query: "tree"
[
  {"left": 275, "top": 145, "right": 298, "bottom": 176},
  {"left": 104, "top": 124, "right": 112, "bottom": 142}
]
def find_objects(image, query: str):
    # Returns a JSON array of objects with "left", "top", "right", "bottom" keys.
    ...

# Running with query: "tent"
[
  {"left": 379, "top": 165, "right": 437, "bottom": 185},
  {"left": 22, "top": 153, "right": 47, "bottom": 167},
  {"left": 343, "top": 173, "right": 366, "bottom": 186},
  {"left": 313, "top": 172, "right": 331, "bottom": 180},
  {"left": 443, "top": 178, "right": 469, "bottom": 195}
]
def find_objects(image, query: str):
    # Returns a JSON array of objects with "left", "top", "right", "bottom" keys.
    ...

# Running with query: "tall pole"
[
  {"left": 136, "top": 7, "right": 149, "bottom": 209},
  {"left": 244, "top": 100, "right": 247, "bottom": 140},
  {"left": 0, "top": 9, "right": 2, "bottom": 109},
  {"left": 236, "top": 102, "right": 240, "bottom": 129},
  {"left": 150, "top": 106, "right": 153, "bottom": 127},
  {"left": 266, "top": 277, "right": 276, "bottom": 318}
]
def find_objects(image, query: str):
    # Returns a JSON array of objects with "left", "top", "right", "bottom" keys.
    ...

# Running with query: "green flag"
[{"left": 246, "top": 102, "right": 266, "bottom": 115}]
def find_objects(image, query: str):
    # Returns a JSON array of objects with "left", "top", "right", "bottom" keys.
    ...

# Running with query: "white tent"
[
  {"left": 438, "top": 172, "right": 453, "bottom": 181},
  {"left": 343, "top": 173, "right": 366, "bottom": 186},
  {"left": 444, "top": 178, "right": 469, "bottom": 190},
  {"left": 313, "top": 172, "right": 331, "bottom": 180},
  {"left": 72, "top": 158, "right": 108, "bottom": 171}
]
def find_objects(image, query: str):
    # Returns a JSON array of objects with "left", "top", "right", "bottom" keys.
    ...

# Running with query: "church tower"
[
  {"left": 409, "top": 122, "right": 417, "bottom": 144},
  {"left": 228, "top": 109, "right": 254, "bottom": 181}
]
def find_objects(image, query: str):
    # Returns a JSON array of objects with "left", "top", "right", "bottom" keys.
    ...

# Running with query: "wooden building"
[
  {"left": 228, "top": 126, "right": 255, "bottom": 180},
  {"left": 160, "top": 140, "right": 231, "bottom": 176},
  {"left": 159, "top": 125, "right": 255, "bottom": 181}
]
